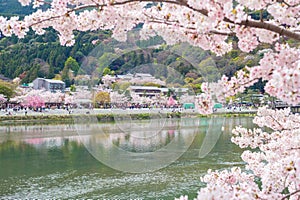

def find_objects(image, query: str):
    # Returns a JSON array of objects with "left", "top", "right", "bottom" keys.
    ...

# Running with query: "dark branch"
[
  {"left": 30, "top": 0, "right": 300, "bottom": 41},
  {"left": 281, "top": 189, "right": 300, "bottom": 200}
]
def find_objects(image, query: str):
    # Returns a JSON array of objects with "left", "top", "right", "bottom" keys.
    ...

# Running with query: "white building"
[
  {"left": 32, "top": 78, "right": 65, "bottom": 93},
  {"left": 129, "top": 86, "right": 189, "bottom": 98}
]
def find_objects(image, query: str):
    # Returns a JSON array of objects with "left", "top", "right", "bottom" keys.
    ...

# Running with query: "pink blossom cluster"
[
  {"left": 196, "top": 167, "right": 264, "bottom": 199},
  {"left": 253, "top": 106, "right": 300, "bottom": 131},
  {"left": 130, "top": 93, "right": 153, "bottom": 104},
  {"left": 231, "top": 107, "right": 300, "bottom": 200},
  {"left": 0, "top": 94, "right": 7, "bottom": 103},
  {"left": 198, "top": 43, "right": 300, "bottom": 112},
  {"left": 262, "top": 45, "right": 300, "bottom": 105},
  {"left": 64, "top": 94, "right": 74, "bottom": 105},
  {"left": 267, "top": 2, "right": 300, "bottom": 27},
  {"left": 196, "top": 70, "right": 258, "bottom": 114},
  {"left": 179, "top": 94, "right": 195, "bottom": 104},
  {"left": 235, "top": 26, "right": 259, "bottom": 52},
  {"left": 195, "top": 83, "right": 214, "bottom": 114},
  {"left": 72, "top": 89, "right": 92, "bottom": 101},
  {"left": 41, "top": 90, "right": 65, "bottom": 103},
  {"left": 22, "top": 95, "right": 45, "bottom": 108},
  {"left": 167, "top": 96, "right": 177, "bottom": 107},
  {"left": 12, "top": 88, "right": 74, "bottom": 106},
  {"left": 177, "top": 107, "right": 300, "bottom": 199},
  {"left": 102, "top": 75, "right": 116, "bottom": 87},
  {"left": 110, "top": 91, "right": 128, "bottom": 104},
  {"left": 1, "top": 0, "right": 298, "bottom": 54}
]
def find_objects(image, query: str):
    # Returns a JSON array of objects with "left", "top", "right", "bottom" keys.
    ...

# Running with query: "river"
[{"left": 0, "top": 116, "right": 254, "bottom": 199}]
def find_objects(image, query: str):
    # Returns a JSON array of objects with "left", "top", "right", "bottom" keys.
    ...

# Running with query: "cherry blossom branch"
[
  {"left": 146, "top": 17, "right": 234, "bottom": 37},
  {"left": 237, "top": 19, "right": 300, "bottom": 40},
  {"left": 269, "top": 115, "right": 284, "bottom": 130},
  {"left": 276, "top": 0, "right": 300, "bottom": 7},
  {"left": 281, "top": 189, "right": 300, "bottom": 200},
  {"left": 179, "top": 0, "right": 300, "bottom": 41},
  {"left": 288, "top": 147, "right": 300, "bottom": 151},
  {"left": 23, "top": 0, "right": 300, "bottom": 41},
  {"left": 172, "top": 0, "right": 300, "bottom": 41}
]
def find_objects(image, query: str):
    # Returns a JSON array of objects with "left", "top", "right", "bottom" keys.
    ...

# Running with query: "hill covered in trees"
[
  {"left": 0, "top": 29, "right": 111, "bottom": 85},
  {"left": 0, "top": 0, "right": 267, "bottom": 91},
  {"left": 0, "top": 28, "right": 266, "bottom": 91},
  {"left": 0, "top": 0, "right": 36, "bottom": 16}
]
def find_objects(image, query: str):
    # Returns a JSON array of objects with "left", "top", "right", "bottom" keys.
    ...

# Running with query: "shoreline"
[{"left": 0, "top": 108, "right": 257, "bottom": 126}]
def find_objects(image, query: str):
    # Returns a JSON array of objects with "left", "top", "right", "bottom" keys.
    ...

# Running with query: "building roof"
[
  {"left": 130, "top": 86, "right": 163, "bottom": 90},
  {"left": 160, "top": 88, "right": 169, "bottom": 92},
  {"left": 34, "top": 78, "right": 65, "bottom": 84},
  {"left": 0, "top": 74, "right": 12, "bottom": 82},
  {"left": 44, "top": 79, "right": 65, "bottom": 84},
  {"left": 116, "top": 74, "right": 133, "bottom": 79},
  {"left": 135, "top": 73, "right": 152, "bottom": 77},
  {"left": 129, "top": 86, "right": 189, "bottom": 93},
  {"left": 174, "top": 88, "right": 189, "bottom": 92}
]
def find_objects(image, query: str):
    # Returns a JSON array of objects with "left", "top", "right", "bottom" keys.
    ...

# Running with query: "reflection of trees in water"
[
  {"left": 0, "top": 140, "right": 37, "bottom": 156},
  {"left": 111, "top": 129, "right": 176, "bottom": 153},
  {"left": 92, "top": 118, "right": 199, "bottom": 153},
  {"left": 0, "top": 139, "right": 96, "bottom": 178},
  {"left": 0, "top": 124, "right": 76, "bottom": 133}
]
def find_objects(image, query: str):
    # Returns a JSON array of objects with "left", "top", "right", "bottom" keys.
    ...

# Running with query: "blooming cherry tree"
[
  {"left": 167, "top": 96, "right": 176, "bottom": 107},
  {"left": 21, "top": 91, "right": 45, "bottom": 109},
  {"left": 110, "top": 91, "right": 129, "bottom": 104},
  {"left": 131, "top": 93, "right": 153, "bottom": 105},
  {"left": 102, "top": 75, "right": 116, "bottom": 88},
  {"left": 179, "top": 94, "right": 195, "bottom": 104},
  {"left": 0, "top": 94, "right": 7, "bottom": 104},
  {"left": 13, "top": 89, "right": 73, "bottom": 107},
  {"left": 183, "top": 107, "right": 300, "bottom": 200},
  {"left": 64, "top": 94, "right": 74, "bottom": 105}
]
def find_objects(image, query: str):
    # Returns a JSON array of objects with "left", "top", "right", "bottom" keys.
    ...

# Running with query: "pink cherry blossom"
[
  {"left": 195, "top": 107, "right": 300, "bottom": 200},
  {"left": 167, "top": 96, "right": 176, "bottom": 107},
  {"left": 0, "top": 94, "right": 7, "bottom": 103}
]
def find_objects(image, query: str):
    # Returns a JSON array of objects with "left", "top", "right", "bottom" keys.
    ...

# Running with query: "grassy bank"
[{"left": 0, "top": 111, "right": 257, "bottom": 126}]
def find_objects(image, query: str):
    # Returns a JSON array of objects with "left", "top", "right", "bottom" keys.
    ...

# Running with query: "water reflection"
[
  {"left": 77, "top": 118, "right": 200, "bottom": 173},
  {"left": 0, "top": 117, "right": 255, "bottom": 199}
]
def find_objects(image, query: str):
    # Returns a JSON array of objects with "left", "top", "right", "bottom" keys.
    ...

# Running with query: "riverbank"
[{"left": 0, "top": 108, "right": 257, "bottom": 126}]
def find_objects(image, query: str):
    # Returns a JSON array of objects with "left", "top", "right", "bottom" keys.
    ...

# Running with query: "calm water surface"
[{"left": 0, "top": 117, "right": 254, "bottom": 199}]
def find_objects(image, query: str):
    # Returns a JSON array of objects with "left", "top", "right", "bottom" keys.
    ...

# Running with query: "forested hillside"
[
  {"left": 0, "top": 30, "right": 110, "bottom": 84},
  {"left": 0, "top": 28, "right": 265, "bottom": 90},
  {"left": 0, "top": 0, "right": 35, "bottom": 16},
  {"left": 0, "top": 0, "right": 266, "bottom": 91}
]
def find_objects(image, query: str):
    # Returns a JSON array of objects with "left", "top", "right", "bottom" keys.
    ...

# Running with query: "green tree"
[
  {"left": 94, "top": 91, "right": 110, "bottom": 108},
  {"left": 62, "top": 57, "right": 79, "bottom": 87},
  {"left": 102, "top": 67, "right": 112, "bottom": 76},
  {"left": 64, "top": 56, "right": 80, "bottom": 75},
  {"left": 0, "top": 81, "right": 15, "bottom": 101},
  {"left": 97, "top": 52, "right": 118, "bottom": 72},
  {"left": 70, "top": 85, "right": 76, "bottom": 92},
  {"left": 61, "top": 64, "right": 71, "bottom": 87}
]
